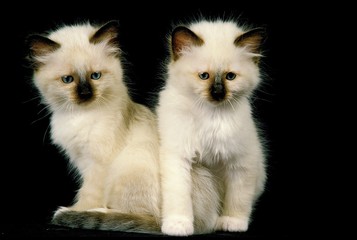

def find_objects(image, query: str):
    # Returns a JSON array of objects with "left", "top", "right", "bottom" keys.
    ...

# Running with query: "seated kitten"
[
  {"left": 157, "top": 20, "right": 267, "bottom": 236},
  {"left": 27, "top": 21, "right": 161, "bottom": 233}
]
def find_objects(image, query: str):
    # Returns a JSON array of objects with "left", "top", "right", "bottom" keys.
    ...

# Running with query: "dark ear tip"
[
  {"left": 172, "top": 26, "right": 189, "bottom": 35},
  {"left": 25, "top": 34, "right": 44, "bottom": 55},
  {"left": 25, "top": 35, "right": 41, "bottom": 60},
  {"left": 173, "top": 25, "right": 187, "bottom": 31},
  {"left": 25, "top": 34, "right": 39, "bottom": 46},
  {"left": 104, "top": 20, "right": 120, "bottom": 28},
  {"left": 253, "top": 27, "right": 267, "bottom": 39},
  {"left": 250, "top": 27, "right": 265, "bottom": 34}
]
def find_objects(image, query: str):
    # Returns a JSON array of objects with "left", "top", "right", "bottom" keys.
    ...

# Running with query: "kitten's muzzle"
[
  {"left": 77, "top": 81, "right": 93, "bottom": 101},
  {"left": 210, "top": 75, "right": 226, "bottom": 101}
]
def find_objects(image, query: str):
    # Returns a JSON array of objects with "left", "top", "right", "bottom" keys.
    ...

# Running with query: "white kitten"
[
  {"left": 157, "top": 20, "right": 267, "bottom": 236},
  {"left": 27, "top": 21, "right": 161, "bottom": 233}
]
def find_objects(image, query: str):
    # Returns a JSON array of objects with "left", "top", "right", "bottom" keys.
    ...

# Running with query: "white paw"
[
  {"left": 53, "top": 206, "right": 70, "bottom": 218},
  {"left": 161, "top": 216, "right": 194, "bottom": 236},
  {"left": 215, "top": 216, "right": 249, "bottom": 232},
  {"left": 87, "top": 207, "right": 108, "bottom": 213}
]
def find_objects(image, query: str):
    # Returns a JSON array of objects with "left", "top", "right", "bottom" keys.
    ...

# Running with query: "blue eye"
[
  {"left": 91, "top": 72, "right": 101, "bottom": 80},
  {"left": 198, "top": 72, "right": 209, "bottom": 80},
  {"left": 226, "top": 72, "right": 236, "bottom": 81},
  {"left": 61, "top": 75, "right": 74, "bottom": 84}
]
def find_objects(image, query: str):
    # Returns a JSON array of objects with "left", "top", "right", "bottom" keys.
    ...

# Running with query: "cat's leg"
[
  {"left": 72, "top": 163, "right": 107, "bottom": 211},
  {"left": 215, "top": 157, "right": 266, "bottom": 232},
  {"left": 54, "top": 163, "right": 107, "bottom": 216},
  {"left": 160, "top": 150, "right": 194, "bottom": 236},
  {"left": 191, "top": 165, "right": 220, "bottom": 234},
  {"left": 104, "top": 142, "right": 160, "bottom": 218}
]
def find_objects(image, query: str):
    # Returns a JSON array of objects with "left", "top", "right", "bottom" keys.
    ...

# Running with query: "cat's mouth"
[
  {"left": 76, "top": 97, "right": 95, "bottom": 105},
  {"left": 206, "top": 91, "right": 239, "bottom": 108}
]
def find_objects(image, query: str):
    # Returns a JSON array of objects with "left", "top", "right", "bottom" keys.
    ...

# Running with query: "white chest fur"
[
  {"left": 192, "top": 101, "right": 253, "bottom": 165},
  {"left": 50, "top": 109, "right": 119, "bottom": 172}
]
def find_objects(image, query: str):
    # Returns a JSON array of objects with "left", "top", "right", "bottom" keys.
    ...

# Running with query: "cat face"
[
  {"left": 27, "top": 21, "right": 123, "bottom": 111},
  {"left": 170, "top": 21, "right": 265, "bottom": 106}
]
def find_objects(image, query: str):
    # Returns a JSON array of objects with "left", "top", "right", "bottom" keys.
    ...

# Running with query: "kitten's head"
[
  {"left": 27, "top": 21, "right": 125, "bottom": 112},
  {"left": 169, "top": 20, "right": 265, "bottom": 106}
]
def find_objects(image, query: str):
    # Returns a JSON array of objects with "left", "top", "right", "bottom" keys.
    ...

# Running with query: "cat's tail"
[{"left": 51, "top": 209, "right": 161, "bottom": 234}]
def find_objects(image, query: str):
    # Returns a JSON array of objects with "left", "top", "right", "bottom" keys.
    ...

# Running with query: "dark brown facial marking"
[
  {"left": 76, "top": 80, "right": 93, "bottom": 103},
  {"left": 77, "top": 81, "right": 93, "bottom": 101},
  {"left": 210, "top": 73, "right": 226, "bottom": 101}
]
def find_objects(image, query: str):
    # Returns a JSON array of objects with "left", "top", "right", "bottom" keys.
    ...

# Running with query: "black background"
[{"left": 1, "top": 2, "right": 336, "bottom": 238}]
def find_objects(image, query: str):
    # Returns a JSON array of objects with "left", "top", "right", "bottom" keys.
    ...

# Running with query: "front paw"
[
  {"left": 162, "top": 216, "right": 194, "bottom": 236},
  {"left": 215, "top": 216, "right": 249, "bottom": 232}
]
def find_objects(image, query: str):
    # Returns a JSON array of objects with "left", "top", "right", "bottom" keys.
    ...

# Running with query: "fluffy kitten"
[
  {"left": 27, "top": 21, "right": 161, "bottom": 233},
  {"left": 157, "top": 20, "right": 267, "bottom": 236}
]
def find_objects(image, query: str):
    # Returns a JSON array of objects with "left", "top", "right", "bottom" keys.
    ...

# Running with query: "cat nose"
[
  {"left": 79, "top": 88, "right": 92, "bottom": 97},
  {"left": 213, "top": 83, "right": 223, "bottom": 92},
  {"left": 210, "top": 83, "right": 226, "bottom": 101},
  {"left": 77, "top": 82, "right": 93, "bottom": 101}
]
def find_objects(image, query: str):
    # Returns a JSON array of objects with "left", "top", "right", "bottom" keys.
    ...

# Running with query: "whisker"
[
  {"left": 227, "top": 99, "right": 236, "bottom": 111},
  {"left": 193, "top": 97, "right": 203, "bottom": 109},
  {"left": 96, "top": 96, "right": 111, "bottom": 111},
  {"left": 256, "top": 87, "right": 274, "bottom": 96},
  {"left": 37, "top": 105, "right": 51, "bottom": 116},
  {"left": 250, "top": 95, "right": 273, "bottom": 104},
  {"left": 31, "top": 111, "right": 51, "bottom": 125},
  {"left": 22, "top": 96, "right": 41, "bottom": 104},
  {"left": 231, "top": 97, "right": 241, "bottom": 106},
  {"left": 42, "top": 123, "right": 51, "bottom": 144}
]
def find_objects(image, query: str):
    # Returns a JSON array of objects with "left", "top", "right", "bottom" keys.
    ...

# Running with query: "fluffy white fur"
[{"left": 157, "top": 20, "right": 266, "bottom": 236}]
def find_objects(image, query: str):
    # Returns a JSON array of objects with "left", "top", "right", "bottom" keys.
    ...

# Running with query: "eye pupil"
[
  {"left": 61, "top": 75, "right": 73, "bottom": 84},
  {"left": 226, "top": 72, "right": 236, "bottom": 80},
  {"left": 199, "top": 72, "right": 209, "bottom": 80},
  {"left": 91, "top": 72, "right": 101, "bottom": 80}
]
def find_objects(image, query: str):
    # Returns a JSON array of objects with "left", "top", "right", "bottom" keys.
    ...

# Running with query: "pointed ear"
[
  {"left": 90, "top": 20, "right": 120, "bottom": 51},
  {"left": 234, "top": 28, "right": 265, "bottom": 62},
  {"left": 171, "top": 26, "right": 204, "bottom": 61},
  {"left": 27, "top": 35, "right": 60, "bottom": 60}
]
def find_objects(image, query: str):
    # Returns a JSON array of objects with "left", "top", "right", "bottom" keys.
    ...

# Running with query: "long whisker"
[
  {"left": 193, "top": 96, "right": 206, "bottom": 110},
  {"left": 250, "top": 94, "right": 273, "bottom": 104},
  {"left": 43, "top": 123, "right": 51, "bottom": 144},
  {"left": 37, "top": 104, "right": 51, "bottom": 116},
  {"left": 22, "top": 96, "right": 42, "bottom": 104},
  {"left": 31, "top": 111, "right": 51, "bottom": 125},
  {"left": 230, "top": 96, "right": 241, "bottom": 107},
  {"left": 226, "top": 99, "right": 236, "bottom": 111}
]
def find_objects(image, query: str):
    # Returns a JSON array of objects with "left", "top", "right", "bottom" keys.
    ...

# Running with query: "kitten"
[
  {"left": 27, "top": 20, "right": 219, "bottom": 235},
  {"left": 27, "top": 21, "right": 161, "bottom": 233},
  {"left": 157, "top": 20, "right": 267, "bottom": 236}
]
